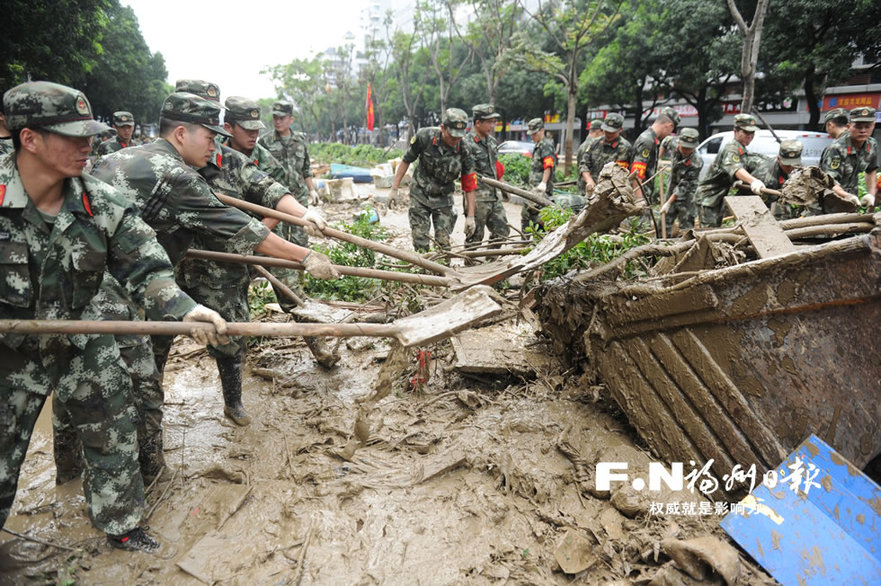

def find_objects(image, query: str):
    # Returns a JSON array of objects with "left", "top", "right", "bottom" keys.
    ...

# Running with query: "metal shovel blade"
[{"left": 720, "top": 434, "right": 881, "bottom": 585}]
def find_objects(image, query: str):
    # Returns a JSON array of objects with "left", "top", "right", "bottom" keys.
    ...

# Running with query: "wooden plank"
[{"left": 724, "top": 195, "right": 796, "bottom": 258}]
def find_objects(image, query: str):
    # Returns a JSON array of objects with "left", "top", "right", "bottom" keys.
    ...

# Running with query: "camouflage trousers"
[
  {"left": 268, "top": 266, "right": 305, "bottom": 314},
  {"left": 664, "top": 200, "right": 695, "bottom": 235},
  {"left": 409, "top": 199, "right": 455, "bottom": 252},
  {"left": 698, "top": 204, "right": 724, "bottom": 228},
  {"left": 1, "top": 336, "right": 144, "bottom": 536},
  {"left": 464, "top": 199, "right": 510, "bottom": 247},
  {"left": 53, "top": 338, "right": 164, "bottom": 485},
  {"left": 178, "top": 274, "right": 251, "bottom": 360}
]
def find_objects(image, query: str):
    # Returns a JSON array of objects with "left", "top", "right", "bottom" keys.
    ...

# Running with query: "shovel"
[
  {"left": 0, "top": 286, "right": 503, "bottom": 348},
  {"left": 477, "top": 176, "right": 556, "bottom": 208}
]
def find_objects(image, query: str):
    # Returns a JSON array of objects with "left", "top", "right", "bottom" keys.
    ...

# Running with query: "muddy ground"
[{"left": 0, "top": 185, "right": 774, "bottom": 584}]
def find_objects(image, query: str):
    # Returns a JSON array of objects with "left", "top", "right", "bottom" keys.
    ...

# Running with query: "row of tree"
[
  {"left": 2, "top": 0, "right": 170, "bottom": 123},
  {"left": 265, "top": 0, "right": 881, "bottom": 170}
]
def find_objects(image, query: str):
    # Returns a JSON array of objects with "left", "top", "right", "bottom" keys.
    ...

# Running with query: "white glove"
[
  {"left": 308, "top": 189, "right": 320, "bottom": 206},
  {"left": 388, "top": 187, "right": 403, "bottom": 209},
  {"left": 183, "top": 304, "right": 229, "bottom": 347},
  {"left": 659, "top": 200, "right": 672, "bottom": 215},
  {"left": 303, "top": 250, "right": 339, "bottom": 280},
  {"left": 861, "top": 193, "right": 876, "bottom": 208},
  {"left": 535, "top": 182, "right": 547, "bottom": 194},
  {"left": 464, "top": 216, "right": 476, "bottom": 238},
  {"left": 750, "top": 179, "right": 766, "bottom": 195},
  {"left": 841, "top": 192, "right": 861, "bottom": 207},
  {"left": 302, "top": 207, "right": 327, "bottom": 237}
]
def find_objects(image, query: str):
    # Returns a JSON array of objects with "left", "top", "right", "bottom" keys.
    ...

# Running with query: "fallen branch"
[{"left": 1, "top": 527, "right": 77, "bottom": 552}]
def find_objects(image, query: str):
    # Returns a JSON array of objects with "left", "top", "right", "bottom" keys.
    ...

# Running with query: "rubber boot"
[
  {"left": 304, "top": 336, "right": 341, "bottom": 369},
  {"left": 216, "top": 356, "right": 251, "bottom": 426}
]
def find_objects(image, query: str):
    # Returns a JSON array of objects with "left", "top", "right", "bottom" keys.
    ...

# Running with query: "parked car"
[
  {"left": 498, "top": 140, "right": 535, "bottom": 157},
  {"left": 696, "top": 129, "right": 833, "bottom": 179}
]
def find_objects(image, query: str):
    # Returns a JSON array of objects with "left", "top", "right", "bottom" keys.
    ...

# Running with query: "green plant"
[
  {"left": 310, "top": 142, "right": 403, "bottom": 167},
  {"left": 526, "top": 207, "right": 650, "bottom": 281},
  {"left": 248, "top": 279, "right": 277, "bottom": 316},
  {"left": 498, "top": 153, "right": 531, "bottom": 186}
]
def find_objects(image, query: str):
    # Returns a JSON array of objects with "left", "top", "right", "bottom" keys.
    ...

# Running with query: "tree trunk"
[
  {"left": 804, "top": 64, "right": 820, "bottom": 129},
  {"left": 728, "top": 0, "right": 770, "bottom": 114},
  {"left": 563, "top": 86, "right": 576, "bottom": 175}
]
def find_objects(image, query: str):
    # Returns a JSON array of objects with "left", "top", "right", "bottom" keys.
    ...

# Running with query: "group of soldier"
[{"left": 0, "top": 79, "right": 341, "bottom": 553}]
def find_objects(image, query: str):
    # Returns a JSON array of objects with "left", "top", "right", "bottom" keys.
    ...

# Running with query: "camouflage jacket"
[
  {"left": 575, "top": 136, "right": 599, "bottom": 191},
  {"left": 179, "top": 145, "right": 290, "bottom": 288},
  {"left": 258, "top": 129, "right": 312, "bottom": 202},
  {"left": 749, "top": 155, "right": 797, "bottom": 213},
  {"left": 403, "top": 127, "right": 475, "bottom": 208},
  {"left": 95, "top": 136, "right": 135, "bottom": 157},
  {"left": 0, "top": 137, "right": 12, "bottom": 156},
  {"left": 463, "top": 130, "right": 499, "bottom": 202},
  {"left": 530, "top": 137, "right": 556, "bottom": 195},
  {"left": 666, "top": 146, "right": 703, "bottom": 205},
  {"left": 631, "top": 127, "right": 660, "bottom": 196},
  {"left": 696, "top": 139, "right": 750, "bottom": 209},
  {"left": 0, "top": 154, "right": 196, "bottom": 388},
  {"left": 659, "top": 135, "right": 677, "bottom": 161},
  {"left": 91, "top": 138, "right": 270, "bottom": 266},
  {"left": 582, "top": 136, "right": 632, "bottom": 181},
  {"left": 820, "top": 135, "right": 879, "bottom": 194}
]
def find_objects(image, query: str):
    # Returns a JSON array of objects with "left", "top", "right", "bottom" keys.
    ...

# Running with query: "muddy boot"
[
  {"left": 216, "top": 356, "right": 251, "bottom": 426},
  {"left": 107, "top": 527, "right": 160, "bottom": 553},
  {"left": 304, "top": 336, "right": 341, "bottom": 369}
]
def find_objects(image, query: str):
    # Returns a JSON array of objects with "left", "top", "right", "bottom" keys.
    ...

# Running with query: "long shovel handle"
[
  {"left": 184, "top": 249, "right": 450, "bottom": 288},
  {"left": 213, "top": 192, "right": 453, "bottom": 277},
  {"left": 0, "top": 319, "right": 399, "bottom": 340},
  {"left": 733, "top": 180, "right": 783, "bottom": 198},
  {"left": 478, "top": 176, "right": 556, "bottom": 208}
]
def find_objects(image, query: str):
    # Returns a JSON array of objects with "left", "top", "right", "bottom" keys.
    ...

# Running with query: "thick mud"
[{"left": 1, "top": 188, "right": 774, "bottom": 584}]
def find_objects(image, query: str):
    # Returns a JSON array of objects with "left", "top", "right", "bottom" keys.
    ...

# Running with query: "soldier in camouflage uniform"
[
  {"left": 695, "top": 113, "right": 768, "bottom": 227},
  {"left": 743, "top": 139, "right": 804, "bottom": 218},
  {"left": 823, "top": 107, "right": 849, "bottom": 141},
  {"left": 575, "top": 119, "right": 603, "bottom": 194},
  {"left": 821, "top": 106, "right": 878, "bottom": 209},
  {"left": 631, "top": 107, "right": 679, "bottom": 204},
  {"left": 95, "top": 111, "right": 136, "bottom": 157},
  {"left": 658, "top": 128, "right": 703, "bottom": 233},
  {"left": 223, "top": 96, "right": 286, "bottom": 183},
  {"left": 580, "top": 112, "right": 632, "bottom": 193},
  {"left": 93, "top": 93, "right": 338, "bottom": 425},
  {"left": 0, "top": 102, "right": 11, "bottom": 155},
  {"left": 0, "top": 81, "right": 228, "bottom": 552},
  {"left": 389, "top": 108, "right": 478, "bottom": 252},
  {"left": 462, "top": 104, "right": 509, "bottom": 248},
  {"left": 524, "top": 118, "right": 556, "bottom": 231}
]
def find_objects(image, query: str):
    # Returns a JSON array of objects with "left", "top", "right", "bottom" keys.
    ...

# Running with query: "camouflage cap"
[
  {"left": 271, "top": 101, "right": 294, "bottom": 117},
  {"left": 778, "top": 139, "right": 803, "bottom": 166},
  {"left": 602, "top": 112, "right": 624, "bottom": 132},
  {"left": 472, "top": 104, "right": 501, "bottom": 121},
  {"left": 113, "top": 111, "right": 135, "bottom": 126},
  {"left": 661, "top": 106, "right": 680, "bottom": 128},
  {"left": 677, "top": 127, "right": 700, "bottom": 147},
  {"left": 526, "top": 117, "right": 544, "bottom": 135},
  {"left": 161, "top": 92, "right": 231, "bottom": 138},
  {"left": 850, "top": 106, "right": 876, "bottom": 123},
  {"left": 225, "top": 96, "right": 265, "bottom": 130},
  {"left": 733, "top": 113, "right": 758, "bottom": 132},
  {"left": 823, "top": 107, "right": 849, "bottom": 124},
  {"left": 174, "top": 79, "right": 221, "bottom": 102},
  {"left": 589, "top": 119, "right": 603, "bottom": 131},
  {"left": 442, "top": 108, "right": 469, "bottom": 137},
  {"left": 3, "top": 81, "right": 110, "bottom": 137}
]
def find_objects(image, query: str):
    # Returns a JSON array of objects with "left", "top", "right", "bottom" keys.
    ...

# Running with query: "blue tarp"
[{"left": 329, "top": 163, "right": 373, "bottom": 183}]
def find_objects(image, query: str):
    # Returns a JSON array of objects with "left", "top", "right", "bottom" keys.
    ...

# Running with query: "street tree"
[{"left": 727, "top": 0, "right": 771, "bottom": 114}]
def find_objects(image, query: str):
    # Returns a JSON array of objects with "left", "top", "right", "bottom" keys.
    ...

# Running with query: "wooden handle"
[
  {"left": 477, "top": 176, "right": 556, "bottom": 207},
  {"left": 213, "top": 192, "right": 452, "bottom": 277},
  {"left": 184, "top": 249, "right": 450, "bottom": 288}
]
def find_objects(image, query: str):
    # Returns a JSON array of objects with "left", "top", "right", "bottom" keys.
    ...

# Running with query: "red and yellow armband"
[
  {"left": 631, "top": 161, "right": 647, "bottom": 179},
  {"left": 542, "top": 156, "right": 555, "bottom": 170},
  {"left": 496, "top": 160, "right": 505, "bottom": 180},
  {"left": 461, "top": 172, "right": 478, "bottom": 192}
]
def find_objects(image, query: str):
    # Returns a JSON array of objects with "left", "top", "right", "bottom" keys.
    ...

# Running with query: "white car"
[
  {"left": 696, "top": 129, "right": 833, "bottom": 179},
  {"left": 497, "top": 140, "right": 535, "bottom": 158}
]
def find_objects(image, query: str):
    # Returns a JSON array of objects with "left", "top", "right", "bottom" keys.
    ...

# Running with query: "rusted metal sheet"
[{"left": 540, "top": 230, "right": 881, "bottom": 491}]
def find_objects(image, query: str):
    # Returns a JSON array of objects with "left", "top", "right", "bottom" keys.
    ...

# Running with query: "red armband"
[
  {"left": 496, "top": 160, "right": 505, "bottom": 180},
  {"left": 542, "top": 156, "right": 555, "bottom": 170},
  {"left": 631, "top": 161, "right": 647, "bottom": 179},
  {"left": 615, "top": 160, "right": 629, "bottom": 170},
  {"left": 461, "top": 172, "right": 478, "bottom": 192}
]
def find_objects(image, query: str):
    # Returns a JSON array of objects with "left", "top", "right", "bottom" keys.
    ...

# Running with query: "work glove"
[
  {"left": 387, "top": 187, "right": 403, "bottom": 210},
  {"left": 464, "top": 216, "right": 476, "bottom": 238},
  {"left": 303, "top": 250, "right": 339, "bottom": 280},
  {"left": 302, "top": 207, "right": 327, "bottom": 237},
  {"left": 534, "top": 182, "right": 547, "bottom": 195},
  {"left": 750, "top": 179, "right": 766, "bottom": 195},
  {"left": 841, "top": 192, "right": 861, "bottom": 208},
  {"left": 308, "top": 189, "right": 321, "bottom": 206},
  {"left": 183, "top": 304, "right": 229, "bottom": 347},
  {"left": 659, "top": 200, "right": 672, "bottom": 215},
  {"left": 861, "top": 193, "right": 876, "bottom": 208}
]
